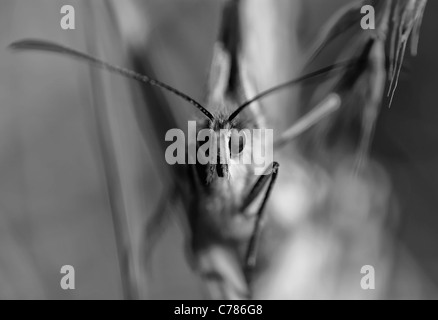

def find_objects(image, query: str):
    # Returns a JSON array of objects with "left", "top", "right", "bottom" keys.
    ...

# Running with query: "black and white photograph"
[{"left": 0, "top": 0, "right": 436, "bottom": 303}]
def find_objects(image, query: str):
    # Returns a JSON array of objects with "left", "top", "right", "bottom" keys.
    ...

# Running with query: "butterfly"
[{"left": 8, "top": 0, "right": 368, "bottom": 299}]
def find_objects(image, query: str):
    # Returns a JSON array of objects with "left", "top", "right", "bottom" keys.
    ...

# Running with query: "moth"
[{"left": 9, "top": 1, "right": 359, "bottom": 299}]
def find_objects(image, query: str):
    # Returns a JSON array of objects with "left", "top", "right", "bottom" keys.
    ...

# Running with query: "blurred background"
[{"left": 0, "top": 0, "right": 438, "bottom": 299}]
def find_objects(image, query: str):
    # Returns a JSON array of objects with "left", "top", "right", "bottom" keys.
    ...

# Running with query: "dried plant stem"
[{"left": 275, "top": 93, "right": 341, "bottom": 149}]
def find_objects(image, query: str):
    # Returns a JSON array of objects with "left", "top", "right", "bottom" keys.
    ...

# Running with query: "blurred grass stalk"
[
  {"left": 81, "top": 0, "right": 196, "bottom": 300},
  {"left": 80, "top": 1, "right": 145, "bottom": 299}
]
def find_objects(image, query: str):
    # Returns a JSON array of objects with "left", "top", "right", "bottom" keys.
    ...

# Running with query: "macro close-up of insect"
[{"left": 1, "top": 0, "right": 438, "bottom": 303}]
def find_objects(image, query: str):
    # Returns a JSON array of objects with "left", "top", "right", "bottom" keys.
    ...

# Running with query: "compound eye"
[{"left": 229, "top": 130, "right": 246, "bottom": 156}]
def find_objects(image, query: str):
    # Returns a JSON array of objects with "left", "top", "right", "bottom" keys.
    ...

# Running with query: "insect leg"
[{"left": 241, "top": 162, "right": 280, "bottom": 272}]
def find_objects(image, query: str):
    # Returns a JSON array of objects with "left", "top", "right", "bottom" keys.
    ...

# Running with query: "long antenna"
[
  {"left": 9, "top": 39, "right": 215, "bottom": 121},
  {"left": 227, "top": 59, "right": 356, "bottom": 122}
]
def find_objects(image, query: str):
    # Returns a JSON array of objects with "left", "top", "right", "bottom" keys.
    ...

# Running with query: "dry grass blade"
[
  {"left": 388, "top": 0, "right": 428, "bottom": 107},
  {"left": 305, "top": 0, "right": 368, "bottom": 66}
]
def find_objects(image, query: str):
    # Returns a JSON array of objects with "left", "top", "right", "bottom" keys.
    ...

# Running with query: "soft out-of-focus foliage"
[{"left": 1, "top": 0, "right": 438, "bottom": 299}]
